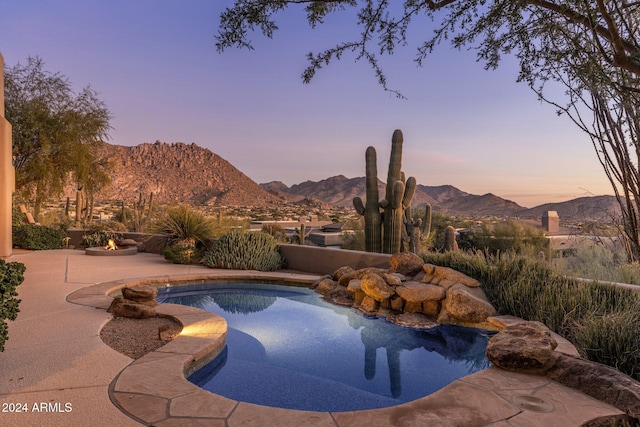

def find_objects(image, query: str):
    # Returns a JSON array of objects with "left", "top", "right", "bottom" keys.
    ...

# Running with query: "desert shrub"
[
  {"left": 162, "top": 241, "right": 204, "bottom": 265},
  {"left": 148, "top": 204, "right": 217, "bottom": 264},
  {"left": 203, "top": 230, "right": 285, "bottom": 271},
  {"left": 12, "top": 224, "right": 67, "bottom": 250},
  {"left": 459, "top": 220, "right": 548, "bottom": 256},
  {"left": 554, "top": 239, "right": 640, "bottom": 285},
  {"left": 148, "top": 204, "right": 216, "bottom": 247},
  {"left": 574, "top": 310, "right": 640, "bottom": 379},
  {"left": 80, "top": 221, "right": 127, "bottom": 247},
  {"left": 0, "top": 259, "right": 26, "bottom": 352},
  {"left": 422, "top": 249, "right": 640, "bottom": 380},
  {"left": 341, "top": 219, "right": 365, "bottom": 251},
  {"left": 261, "top": 223, "right": 289, "bottom": 242}
]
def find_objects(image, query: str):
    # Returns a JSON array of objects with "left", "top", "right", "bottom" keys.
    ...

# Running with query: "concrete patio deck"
[{"left": 0, "top": 249, "right": 628, "bottom": 426}]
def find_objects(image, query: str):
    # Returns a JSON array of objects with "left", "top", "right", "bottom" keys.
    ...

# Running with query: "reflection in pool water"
[{"left": 157, "top": 283, "right": 492, "bottom": 412}]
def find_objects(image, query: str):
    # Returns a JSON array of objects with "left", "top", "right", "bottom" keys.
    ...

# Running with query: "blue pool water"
[{"left": 157, "top": 283, "right": 492, "bottom": 412}]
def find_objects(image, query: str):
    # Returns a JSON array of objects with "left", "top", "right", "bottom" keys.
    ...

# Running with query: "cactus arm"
[
  {"left": 352, "top": 145, "right": 382, "bottom": 253},
  {"left": 384, "top": 129, "right": 403, "bottom": 203},
  {"left": 402, "top": 176, "right": 416, "bottom": 209},
  {"left": 353, "top": 197, "right": 365, "bottom": 215},
  {"left": 421, "top": 204, "right": 432, "bottom": 238},
  {"left": 383, "top": 180, "right": 405, "bottom": 253}
]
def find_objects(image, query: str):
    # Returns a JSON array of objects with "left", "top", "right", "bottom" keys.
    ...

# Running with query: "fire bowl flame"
[{"left": 85, "top": 244, "right": 138, "bottom": 256}]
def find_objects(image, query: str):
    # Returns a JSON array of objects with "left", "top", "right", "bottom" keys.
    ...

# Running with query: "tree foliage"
[
  {"left": 4, "top": 57, "right": 112, "bottom": 219},
  {"left": 216, "top": 1, "right": 640, "bottom": 259},
  {"left": 216, "top": 1, "right": 639, "bottom": 94}
]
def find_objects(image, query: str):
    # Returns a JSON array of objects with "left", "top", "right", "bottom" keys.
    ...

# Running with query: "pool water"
[{"left": 157, "top": 283, "right": 492, "bottom": 412}]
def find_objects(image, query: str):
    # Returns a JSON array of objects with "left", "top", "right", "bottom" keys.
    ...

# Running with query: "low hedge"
[
  {"left": 0, "top": 260, "right": 25, "bottom": 352},
  {"left": 13, "top": 224, "right": 67, "bottom": 250}
]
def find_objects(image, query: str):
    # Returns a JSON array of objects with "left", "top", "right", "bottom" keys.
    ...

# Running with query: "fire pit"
[{"left": 85, "top": 239, "right": 138, "bottom": 256}]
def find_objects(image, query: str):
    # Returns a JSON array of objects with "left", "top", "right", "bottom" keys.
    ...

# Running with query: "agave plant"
[{"left": 148, "top": 204, "right": 216, "bottom": 252}]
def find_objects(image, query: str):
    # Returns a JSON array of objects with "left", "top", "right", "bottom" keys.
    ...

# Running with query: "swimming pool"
[{"left": 157, "top": 283, "right": 492, "bottom": 412}]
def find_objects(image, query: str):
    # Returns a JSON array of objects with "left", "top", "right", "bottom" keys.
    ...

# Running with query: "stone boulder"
[
  {"left": 396, "top": 281, "right": 446, "bottom": 303},
  {"left": 360, "top": 273, "right": 394, "bottom": 302},
  {"left": 313, "top": 278, "right": 338, "bottom": 295},
  {"left": 332, "top": 266, "right": 355, "bottom": 280},
  {"left": 107, "top": 297, "right": 157, "bottom": 319},
  {"left": 486, "top": 321, "right": 559, "bottom": 374},
  {"left": 382, "top": 272, "right": 404, "bottom": 286},
  {"left": 424, "top": 264, "right": 480, "bottom": 288},
  {"left": 547, "top": 354, "right": 640, "bottom": 419},
  {"left": 122, "top": 285, "right": 158, "bottom": 307},
  {"left": 389, "top": 252, "right": 424, "bottom": 277},
  {"left": 337, "top": 270, "right": 359, "bottom": 287},
  {"left": 324, "top": 287, "right": 354, "bottom": 307},
  {"left": 445, "top": 284, "right": 496, "bottom": 323}
]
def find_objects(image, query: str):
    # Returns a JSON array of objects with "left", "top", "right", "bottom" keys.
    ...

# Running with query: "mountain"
[
  {"left": 519, "top": 195, "right": 621, "bottom": 222},
  {"left": 273, "top": 175, "right": 441, "bottom": 208},
  {"left": 263, "top": 176, "right": 526, "bottom": 216},
  {"left": 439, "top": 193, "right": 524, "bottom": 217},
  {"left": 417, "top": 184, "right": 469, "bottom": 203},
  {"left": 84, "top": 141, "right": 616, "bottom": 222},
  {"left": 88, "top": 141, "right": 285, "bottom": 206}
]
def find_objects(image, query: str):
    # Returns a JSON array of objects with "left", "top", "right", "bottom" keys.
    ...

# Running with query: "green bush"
[
  {"left": 0, "top": 260, "right": 26, "bottom": 352},
  {"left": 574, "top": 311, "right": 640, "bottom": 379},
  {"left": 79, "top": 222, "right": 127, "bottom": 248},
  {"left": 203, "top": 230, "right": 285, "bottom": 271},
  {"left": 12, "top": 224, "right": 67, "bottom": 250},
  {"left": 459, "top": 220, "right": 548, "bottom": 256},
  {"left": 422, "top": 250, "right": 640, "bottom": 380},
  {"left": 162, "top": 244, "right": 204, "bottom": 265}
]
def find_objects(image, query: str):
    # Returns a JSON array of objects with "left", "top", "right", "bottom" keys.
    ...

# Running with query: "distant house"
[
  {"left": 249, "top": 216, "right": 346, "bottom": 248},
  {"left": 542, "top": 211, "right": 560, "bottom": 234}
]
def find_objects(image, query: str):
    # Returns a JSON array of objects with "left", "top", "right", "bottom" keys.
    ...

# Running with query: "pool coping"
[{"left": 66, "top": 270, "right": 627, "bottom": 427}]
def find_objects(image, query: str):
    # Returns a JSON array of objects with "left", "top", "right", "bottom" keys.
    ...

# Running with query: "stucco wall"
[{"left": 278, "top": 244, "right": 391, "bottom": 275}]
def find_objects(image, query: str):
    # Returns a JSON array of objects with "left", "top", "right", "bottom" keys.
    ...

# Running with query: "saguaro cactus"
[
  {"left": 404, "top": 203, "right": 432, "bottom": 253},
  {"left": 353, "top": 146, "right": 382, "bottom": 252},
  {"left": 443, "top": 225, "right": 459, "bottom": 251},
  {"left": 353, "top": 129, "right": 417, "bottom": 254}
]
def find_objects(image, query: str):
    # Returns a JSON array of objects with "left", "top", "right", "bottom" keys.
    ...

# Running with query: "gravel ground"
[{"left": 100, "top": 316, "right": 182, "bottom": 359}]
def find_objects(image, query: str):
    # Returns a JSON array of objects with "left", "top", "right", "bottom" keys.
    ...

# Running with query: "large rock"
[
  {"left": 122, "top": 285, "right": 158, "bottom": 307},
  {"left": 314, "top": 278, "right": 338, "bottom": 295},
  {"left": 382, "top": 272, "right": 404, "bottom": 286},
  {"left": 324, "top": 287, "right": 354, "bottom": 307},
  {"left": 486, "top": 321, "right": 558, "bottom": 374},
  {"left": 107, "top": 297, "right": 157, "bottom": 319},
  {"left": 424, "top": 264, "right": 480, "bottom": 288},
  {"left": 337, "top": 270, "right": 359, "bottom": 287},
  {"left": 547, "top": 354, "right": 640, "bottom": 418},
  {"left": 360, "top": 273, "right": 394, "bottom": 302},
  {"left": 396, "top": 281, "right": 446, "bottom": 303},
  {"left": 445, "top": 284, "right": 496, "bottom": 323},
  {"left": 389, "top": 252, "right": 424, "bottom": 277},
  {"left": 332, "top": 266, "right": 355, "bottom": 280}
]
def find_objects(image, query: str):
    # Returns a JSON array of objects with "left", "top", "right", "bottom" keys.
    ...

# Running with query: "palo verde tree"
[
  {"left": 5, "top": 57, "right": 112, "bottom": 220},
  {"left": 216, "top": 1, "right": 640, "bottom": 259}
]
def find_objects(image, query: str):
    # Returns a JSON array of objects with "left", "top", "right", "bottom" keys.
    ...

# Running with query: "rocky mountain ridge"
[
  {"left": 83, "top": 141, "right": 285, "bottom": 207},
  {"left": 86, "top": 141, "right": 618, "bottom": 222}
]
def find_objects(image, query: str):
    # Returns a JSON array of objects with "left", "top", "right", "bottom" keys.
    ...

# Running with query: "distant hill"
[
  {"left": 84, "top": 141, "right": 285, "bottom": 207},
  {"left": 519, "top": 195, "right": 621, "bottom": 222},
  {"left": 439, "top": 193, "right": 524, "bottom": 217},
  {"left": 81, "top": 141, "right": 618, "bottom": 222}
]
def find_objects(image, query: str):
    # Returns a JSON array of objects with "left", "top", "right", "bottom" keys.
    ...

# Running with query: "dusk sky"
[{"left": 1, "top": 1, "right": 614, "bottom": 208}]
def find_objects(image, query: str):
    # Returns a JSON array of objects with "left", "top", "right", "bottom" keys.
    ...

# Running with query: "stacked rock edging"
[
  {"left": 107, "top": 285, "right": 158, "bottom": 319},
  {"left": 486, "top": 321, "right": 640, "bottom": 422},
  {"left": 312, "top": 251, "right": 498, "bottom": 330}
]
